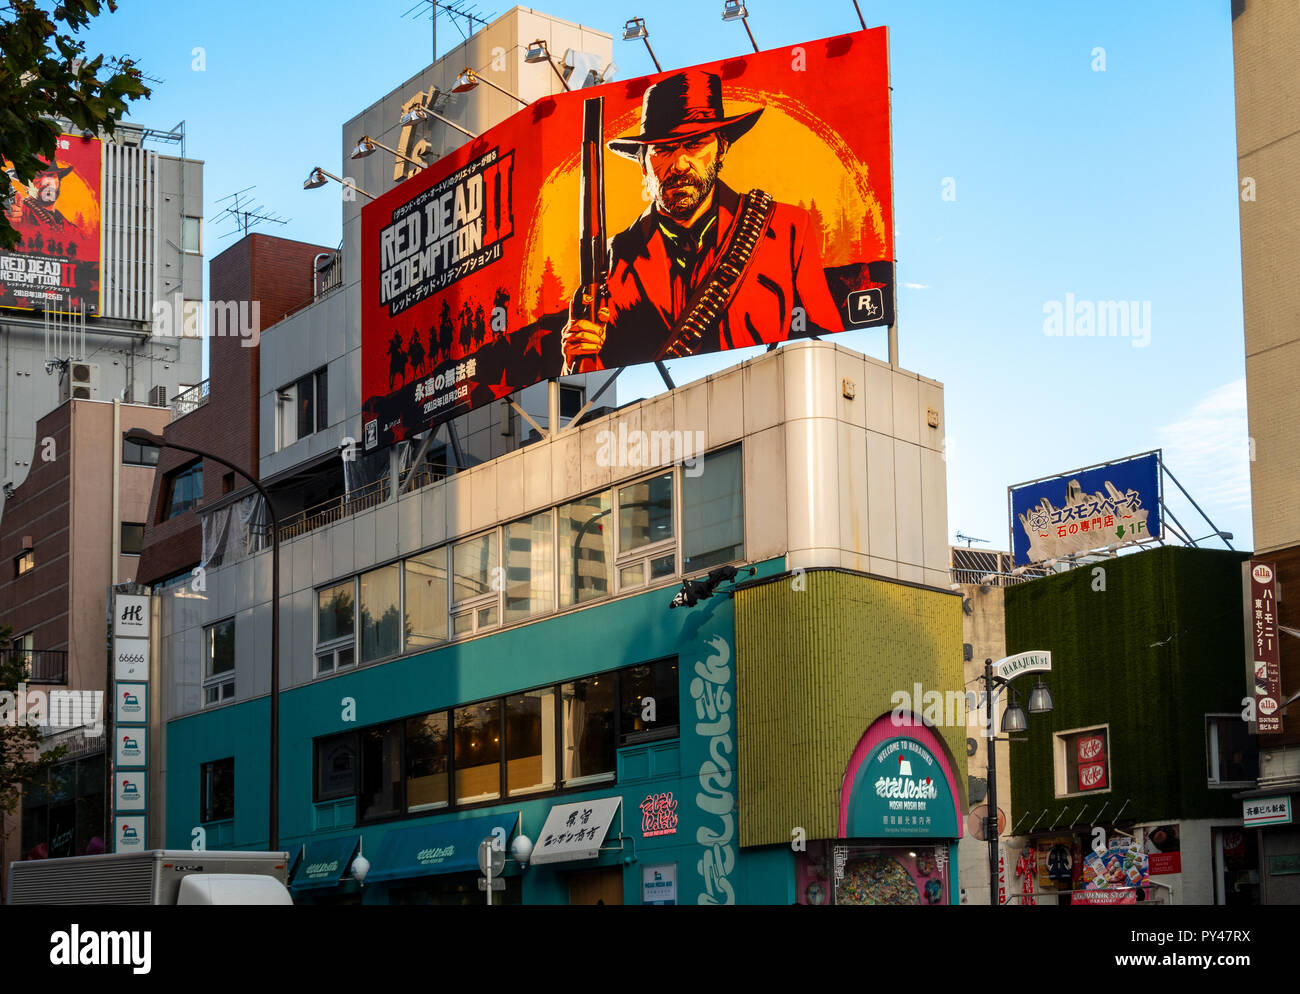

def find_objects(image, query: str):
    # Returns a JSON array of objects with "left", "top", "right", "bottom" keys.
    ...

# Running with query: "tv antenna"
[
  {"left": 955, "top": 532, "right": 990, "bottom": 548},
  {"left": 107, "top": 54, "right": 165, "bottom": 87},
  {"left": 213, "top": 186, "right": 290, "bottom": 239},
  {"left": 402, "top": 0, "right": 496, "bottom": 63}
]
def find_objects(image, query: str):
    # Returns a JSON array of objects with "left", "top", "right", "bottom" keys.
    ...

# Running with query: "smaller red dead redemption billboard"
[
  {"left": 1, "top": 134, "right": 102, "bottom": 315},
  {"left": 361, "top": 28, "right": 894, "bottom": 450}
]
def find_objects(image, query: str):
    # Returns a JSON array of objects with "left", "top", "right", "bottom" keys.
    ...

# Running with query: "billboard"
[
  {"left": 1249, "top": 561, "right": 1281, "bottom": 734},
  {"left": 1009, "top": 452, "right": 1162, "bottom": 567},
  {"left": 1, "top": 133, "right": 102, "bottom": 314},
  {"left": 361, "top": 27, "right": 895, "bottom": 449}
]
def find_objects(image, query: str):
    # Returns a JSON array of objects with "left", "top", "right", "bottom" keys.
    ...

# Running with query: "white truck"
[{"left": 5, "top": 850, "right": 294, "bottom": 905}]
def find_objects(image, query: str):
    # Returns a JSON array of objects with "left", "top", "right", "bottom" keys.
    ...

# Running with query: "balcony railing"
[
  {"left": 170, "top": 379, "right": 210, "bottom": 422},
  {"left": 277, "top": 475, "right": 390, "bottom": 541},
  {"left": 1, "top": 648, "right": 68, "bottom": 685}
]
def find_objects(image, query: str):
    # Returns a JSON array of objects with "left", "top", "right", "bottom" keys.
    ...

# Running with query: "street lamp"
[
  {"left": 303, "top": 166, "right": 375, "bottom": 201},
  {"left": 123, "top": 428, "right": 283, "bottom": 851},
  {"left": 981, "top": 652, "right": 1055, "bottom": 906},
  {"left": 622, "top": 17, "right": 662, "bottom": 72},
  {"left": 523, "top": 38, "right": 571, "bottom": 91},
  {"left": 400, "top": 103, "right": 479, "bottom": 139},
  {"left": 350, "top": 134, "right": 429, "bottom": 169},
  {"left": 452, "top": 67, "right": 528, "bottom": 107}
]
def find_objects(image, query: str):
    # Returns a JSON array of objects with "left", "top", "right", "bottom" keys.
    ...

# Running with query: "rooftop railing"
[{"left": 169, "top": 379, "right": 210, "bottom": 422}]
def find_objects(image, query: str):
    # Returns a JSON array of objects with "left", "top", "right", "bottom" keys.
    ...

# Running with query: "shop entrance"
[
  {"left": 568, "top": 867, "right": 623, "bottom": 905},
  {"left": 1213, "top": 827, "right": 1259, "bottom": 905}
]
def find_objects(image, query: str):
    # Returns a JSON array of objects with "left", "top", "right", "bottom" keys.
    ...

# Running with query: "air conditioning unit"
[
  {"left": 149, "top": 384, "right": 167, "bottom": 407},
  {"left": 58, "top": 362, "right": 99, "bottom": 402}
]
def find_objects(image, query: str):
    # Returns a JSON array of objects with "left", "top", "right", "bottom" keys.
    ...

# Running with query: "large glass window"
[
  {"left": 315, "top": 732, "right": 358, "bottom": 802},
  {"left": 404, "top": 552, "right": 448, "bottom": 649},
  {"left": 453, "top": 701, "right": 501, "bottom": 805},
  {"left": 561, "top": 674, "right": 616, "bottom": 787},
  {"left": 619, "top": 658, "right": 680, "bottom": 744},
  {"left": 200, "top": 758, "right": 234, "bottom": 823},
  {"left": 451, "top": 533, "right": 498, "bottom": 636},
  {"left": 360, "top": 564, "right": 401, "bottom": 662},
  {"left": 359, "top": 724, "right": 402, "bottom": 820},
  {"left": 559, "top": 492, "right": 612, "bottom": 608},
  {"left": 506, "top": 689, "right": 556, "bottom": 796},
  {"left": 504, "top": 512, "right": 554, "bottom": 623},
  {"left": 204, "top": 618, "right": 235, "bottom": 706},
  {"left": 275, "top": 367, "right": 329, "bottom": 451},
  {"left": 405, "top": 713, "right": 450, "bottom": 811},
  {"left": 317, "top": 581, "right": 356, "bottom": 675},
  {"left": 122, "top": 437, "right": 160, "bottom": 467},
  {"left": 682, "top": 446, "right": 743, "bottom": 571},
  {"left": 1206, "top": 715, "right": 1258, "bottom": 785},
  {"left": 619, "top": 473, "right": 674, "bottom": 552},
  {"left": 120, "top": 523, "right": 145, "bottom": 556},
  {"left": 163, "top": 461, "right": 203, "bottom": 520}
]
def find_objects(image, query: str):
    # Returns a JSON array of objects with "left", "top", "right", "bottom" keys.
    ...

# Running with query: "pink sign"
[{"left": 640, "top": 792, "right": 678, "bottom": 838}]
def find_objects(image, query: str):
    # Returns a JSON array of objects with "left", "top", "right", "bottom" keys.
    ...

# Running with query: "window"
[
  {"left": 316, "top": 581, "right": 356, "bottom": 675},
  {"left": 122, "top": 437, "right": 160, "bottom": 467},
  {"left": 203, "top": 618, "right": 235, "bottom": 705},
  {"left": 404, "top": 551, "right": 448, "bottom": 649},
  {"left": 506, "top": 689, "right": 556, "bottom": 796},
  {"left": 453, "top": 700, "right": 501, "bottom": 805},
  {"left": 200, "top": 758, "right": 234, "bottom": 823},
  {"left": 559, "top": 492, "right": 612, "bottom": 608},
  {"left": 11, "top": 633, "right": 33, "bottom": 675},
  {"left": 275, "top": 367, "right": 329, "bottom": 450},
  {"left": 682, "top": 446, "right": 743, "bottom": 571},
  {"left": 120, "top": 522, "right": 144, "bottom": 556},
  {"left": 1206, "top": 715, "right": 1258, "bottom": 786},
  {"left": 618, "top": 658, "right": 679, "bottom": 744},
  {"left": 560, "top": 385, "right": 584, "bottom": 420},
  {"left": 14, "top": 548, "right": 34, "bottom": 577},
  {"left": 504, "top": 512, "right": 554, "bottom": 623},
  {"left": 182, "top": 216, "right": 201, "bottom": 254},
  {"left": 315, "top": 732, "right": 358, "bottom": 802},
  {"left": 451, "top": 533, "right": 499, "bottom": 636},
  {"left": 561, "top": 673, "right": 616, "bottom": 787},
  {"left": 617, "top": 472, "right": 675, "bottom": 590},
  {"left": 1055, "top": 727, "right": 1109, "bottom": 796},
  {"left": 359, "top": 723, "right": 402, "bottom": 820},
  {"left": 405, "top": 713, "right": 449, "bottom": 812},
  {"left": 222, "top": 472, "right": 235, "bottom": 495},
  {"left": 162, "top": 461, "right": 203, "bottom": 520},
  {"left": 359, "top": 564, "right": 401, "bottom": 662}
]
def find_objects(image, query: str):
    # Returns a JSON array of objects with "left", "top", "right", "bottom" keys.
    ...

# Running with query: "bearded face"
[
  {"left": 641, "top": 134, "right": 727, "bottom": 223},
  {"left": 34, "top": 174, "right": 61, "bottom": 204}
]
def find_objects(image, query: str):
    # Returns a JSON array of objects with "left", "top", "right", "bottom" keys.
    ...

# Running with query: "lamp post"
[
  {"left": 452, "top": 68, "right": 528, "bottom": 107},
  {"left": 982, "top": 653, "right": 1054, "bottom": 906},
  {"left": 303, "top": 166, "right": 375, "bottom": 201},
  {"left": 123, "top": 429, "right": 282, "bottom": 850},
  {"left": 350, "top": 135, "right": 429, "bottom": 169},
  {"left": 622, "top": 17, "right": 662, "bottom": 72}
]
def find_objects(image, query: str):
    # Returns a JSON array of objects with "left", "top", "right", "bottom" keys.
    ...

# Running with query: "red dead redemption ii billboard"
[
  {"left": 1, "top": 133, "right": 102, "bottom": 315},
  {"left": 361, "top": 27, "right": 894, "bottom": 449}
]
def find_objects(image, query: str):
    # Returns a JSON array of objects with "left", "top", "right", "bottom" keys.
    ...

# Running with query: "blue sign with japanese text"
[{"left": 1009, "top": 453, "right": 1161, "bottom": 567}]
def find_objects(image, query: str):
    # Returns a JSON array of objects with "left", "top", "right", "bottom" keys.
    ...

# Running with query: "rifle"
[{"left": 566, "top": 96, "right": 608, "bottom": 374}]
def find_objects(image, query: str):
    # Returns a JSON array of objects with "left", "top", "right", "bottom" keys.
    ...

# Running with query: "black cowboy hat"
[
  {"left": 34, "top": 160, "right": 76, "bottom": 179},
  {"left": 608, "top": 69, "right": 763, "bottom": 160}
]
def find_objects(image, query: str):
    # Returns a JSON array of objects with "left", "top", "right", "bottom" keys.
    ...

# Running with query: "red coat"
[{"left": 589, "top": 182, "right": 845, "bottom": 369}]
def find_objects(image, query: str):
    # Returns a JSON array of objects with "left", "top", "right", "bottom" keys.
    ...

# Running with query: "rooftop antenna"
[
  {"left": 213, "top": 186, "right": 290, "bottom": 239},
  {"left": 106, "top": 54, "right": 165, "bottom": 87},
  {"left": 402, "top": 0, "right": 496, "bottom": 64},
  {"left": 955, "top": 532, "right": 989, "bottom": 548}
]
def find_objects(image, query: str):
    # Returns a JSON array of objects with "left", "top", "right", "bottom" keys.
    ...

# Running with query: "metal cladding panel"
[
  {"left": 101, "top": 143, "right": 157, "bottom": 322},
  {"left": 734, "top": 568, "right": 965, "bottom": 848},
  {"left": 7, "top": 855, "right": 157, "bottom": 904}
]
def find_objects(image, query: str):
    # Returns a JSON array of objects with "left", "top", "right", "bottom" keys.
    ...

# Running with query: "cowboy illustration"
[
  {"left": 561, "top": 69, "right": 844, "bottom": 374},
  {"left": 5, "top": 160, "right": 86, "bottom": 238}
]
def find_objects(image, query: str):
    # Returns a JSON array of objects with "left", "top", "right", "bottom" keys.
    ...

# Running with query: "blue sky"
[{"left": 80, "top": 0, "right": 1252, "bottom": 553}]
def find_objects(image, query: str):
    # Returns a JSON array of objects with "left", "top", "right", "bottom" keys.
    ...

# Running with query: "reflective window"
[
  {"left": 619, "top": 473, "right": 673, "bottom": 552},
  {"left": 506, "top": 689, "right": 556, "bottom": 796},
  {"left": 558, "top": 492, "right": 612, "bottom": 608},
  {"left": 682, "top": 446, "right": 743, "bottom": 571},
  {"left": 405, "top": 713, "right": 449, "bottom": 811},
  {"left": 619, "top": 659, "right": 679, "bottom": 744},
  {"left": 561, "top": 674, "right": 616, "bottom": 786},
  {"left": 405, "top": 551, "right": 448, "bottom": 649},
  {"left": 504, "top": 512, "right": 554, "bottom": 622},
  {"left": 453, "top": 701, "right": 501, "bottom": 805},
  {"left": 317, "top": 581, "right": 354, "bottom": 643},
  {"left": 452, "top": 533, "right": 498, "bottom": 603},
  {"left": 163, "top": 461, "right": 203, "bottom": 520},
  {"left": 206, "top": 619, "right": 235, "bottom": 676},
  {"left": 359, "top": 564, "right": 401, "bottom": 662},
  {"left": 359, "top": 724, "right": 402, "bottom": 820},
  {"left": 315, "top": 733, "right": 357, "bottom": 801}
]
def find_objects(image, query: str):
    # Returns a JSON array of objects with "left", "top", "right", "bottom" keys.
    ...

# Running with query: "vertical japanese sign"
[
  {"left": 1249, "top": 562, "right": 1281, "bottom": 734},
  {"left": 1, "top": 133, "right": 102, "bottom": 314},
  {"left": 112, "top": 593, "right": 150, "bottom": 853}
]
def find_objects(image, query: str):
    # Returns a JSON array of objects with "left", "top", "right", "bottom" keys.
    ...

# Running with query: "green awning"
[
  {"left": 289, "top": 835, "right": 360, "bottom": 892},
  {"left": 367, "top": 812, "right": 518, "bottom": 884}
]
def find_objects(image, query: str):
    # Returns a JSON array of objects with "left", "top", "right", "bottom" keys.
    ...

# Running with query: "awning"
[
  {"left": 531, "top": 797, "right": 622, "bottom": 865},
  {"left": 289, "top": 834, "right": 360, "bottom": 892},
  {"left": 367, "top": 812, "right": 519, "bottom": 884}
]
